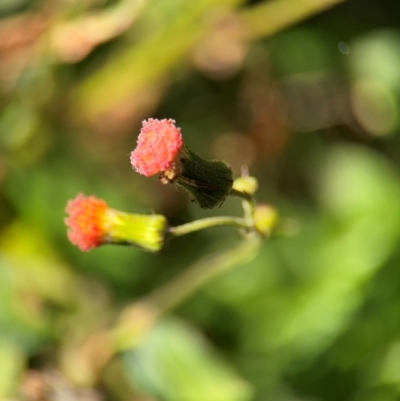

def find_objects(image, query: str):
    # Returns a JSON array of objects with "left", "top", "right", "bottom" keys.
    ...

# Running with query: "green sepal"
[
  {"left": 176, "top": 147, "right": 233, "bottom": 209},
  {"left": 107, "top": 210, "right": 168, "bottom": 252}
]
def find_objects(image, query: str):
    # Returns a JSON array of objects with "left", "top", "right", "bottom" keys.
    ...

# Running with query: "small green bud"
[
  {"left": 253, "top": 204, "right": 278, "bottom": 236},
  {"left": 232, "top": 176, "right": 259, "bottom": 195}
]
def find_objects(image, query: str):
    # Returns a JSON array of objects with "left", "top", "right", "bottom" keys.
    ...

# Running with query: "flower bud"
[
  {"left": 130, "top": 119, "right": 233, "bottom": 209},
  {"left": 253, "top": 204, "right": 278, "bottom": 236},
  {"left": 65, "top": 194, "right": 167, "bottom": 252},
  {"left": 232, "top": 176, "right": 259, "bottom": 195}
]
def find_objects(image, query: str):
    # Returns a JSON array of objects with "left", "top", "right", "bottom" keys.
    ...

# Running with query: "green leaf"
[{"left": 124, "top": 317, "right": 253, "bottom": 401}]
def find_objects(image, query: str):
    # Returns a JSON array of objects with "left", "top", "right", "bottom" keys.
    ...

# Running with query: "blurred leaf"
[
  {"left": 0, "top": 102, "right": 38, "bottom": 151},
  {"left": 0, "top": 340, "right": 24, "bottom": 398},
  {"left": 124, "top": 317, "right": 253, "bottom": 401},
  {"left": 240, "top": 0, "right": 347, "bottom": 40},
  {"left": 0, "top": 222, "right": 82, "bottom": 353},
  {"left": 351, "top": 78, "right": 399, "bottom": 136},
  {"left": 209, "top": 145, "right": 400, "bottom": 374},
  {"left": 269, "top": 28, "right": 334, "bottom": 75},
  {"left": 0, "top": 0, "right": 28, "bottom": 14},
  {"left": 75, "top": 0, "right": 243, "bottom": 120},
  {"left": 277, "top": 146, "right": 400, "bottom": 356},
  {"left": 350, "top": 29, "right": 400, "bottom": 92},
  {"left": 0, "top": 222, "right": 76, "bottom": 305}
]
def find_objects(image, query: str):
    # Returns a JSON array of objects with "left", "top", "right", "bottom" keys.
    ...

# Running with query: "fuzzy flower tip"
[
  {"left": 130, "top": 118, "right": 184, "bottom": 177},
  {"left": 65, "top": 194, "right": 108, "bottom": 251}
]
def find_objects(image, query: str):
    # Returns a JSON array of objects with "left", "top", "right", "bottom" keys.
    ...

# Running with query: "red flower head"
[
  {"left": 65, "top": 194, "right": 168, "bottom": 252},
  {"left": 65, "top": 194, "right": 108, "bottom": 251},
  {"left": 130, "top": 118, "right": 184, "bottom": 177}
]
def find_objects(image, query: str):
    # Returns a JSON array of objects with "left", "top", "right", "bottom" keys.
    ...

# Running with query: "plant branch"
[
  {"left": 168, "top": 216, "right": 252, "bottom": 237},
  {"left": 143, "top": 234, "right": 261, "bottom": 313},
  {"left": 230, "top": 188, "right": 256, "bottom": 222}
]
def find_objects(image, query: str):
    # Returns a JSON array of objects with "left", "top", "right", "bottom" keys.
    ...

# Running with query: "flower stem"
[
  {"left": 168, "top": 216, "right": 252, "bottom": 237},
  {"left": 229, "top": 188, "right": 253, "bottom": 202},
  {"left": 144, "top": 234, "right": 262, "bottom": 313},
  {"left": 230, "top": 188, "right": 255, "bottom": 223},
  {"left": 111, "top": 234, "right": 262, "bottom": 353}
]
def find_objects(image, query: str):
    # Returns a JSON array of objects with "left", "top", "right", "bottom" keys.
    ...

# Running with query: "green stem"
[
  {"left": 168, "top": 216, "right": 252, "bottom": 237},
  {"left": 113, "top": 234, "right": 262, "bottom": 351},
  {"left": 144, "top": 234, "right": 262, "bottom": 312},
  {"left": 230, "top": 188, "right": 255, "bottom": 222},
  {"left": 229, "top": 188, "right": 253, "bottom": 202}
]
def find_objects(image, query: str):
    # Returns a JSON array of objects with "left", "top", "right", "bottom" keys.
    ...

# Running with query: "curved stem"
[
  {"left": 168, "top": 216, "right": 252, "bottom": 237},
  {"left": 229, "top": 188, "right": 255, "bottom": 223},
  {"left": 112, "top": 234, "right": 262, "bottom": 353},
  {"left": 144, "top": 234, "right": 262, "bottom": 312},
  {"left": 229, "top": 188, "right": 253, "bottom": 202}
]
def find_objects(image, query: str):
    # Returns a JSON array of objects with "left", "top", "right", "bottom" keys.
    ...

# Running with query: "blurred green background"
[{"left": 2, "top": 0, "right": 400, "bottom": 400}]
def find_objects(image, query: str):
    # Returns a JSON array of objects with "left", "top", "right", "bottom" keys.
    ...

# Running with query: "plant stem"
[
  {"left": 230, "top": 188, "right": 255, "bottom": 222},
  {"left": 168, "top": 216, "right": 252, "bottom": 237},
  {"left": 111, "top": 234, "right": 262, "bottom": 353},
  {"left": 144, "top": 234, "right": 262, "bottom": 312},
  {"left": 230, "top": 188, "right": 253, "bottom": 202}
]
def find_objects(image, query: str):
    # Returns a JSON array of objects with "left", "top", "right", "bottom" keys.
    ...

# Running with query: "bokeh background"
[{"left": 2, "top": 0, "right": 400, "bottom": 400}]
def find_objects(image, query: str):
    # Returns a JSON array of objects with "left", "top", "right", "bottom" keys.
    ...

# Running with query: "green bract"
[
  {"left": 107, "top": 210, "right": 168, "bottom": 252},
  {"left": 174, "top": 147, "right": 233, "bottom": 209}
]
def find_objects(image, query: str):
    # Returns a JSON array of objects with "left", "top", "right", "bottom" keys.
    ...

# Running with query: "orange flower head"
[
  {"left": 65, "top": 194, "right": 108, "bottom": 251},
  {"left": 130, "top": 118, "right": 184, "bottom": 177}
]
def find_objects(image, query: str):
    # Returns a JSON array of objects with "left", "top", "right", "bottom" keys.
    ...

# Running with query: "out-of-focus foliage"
[{"left": 2, "top": 0, "right": 400, "bottom": 400}]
